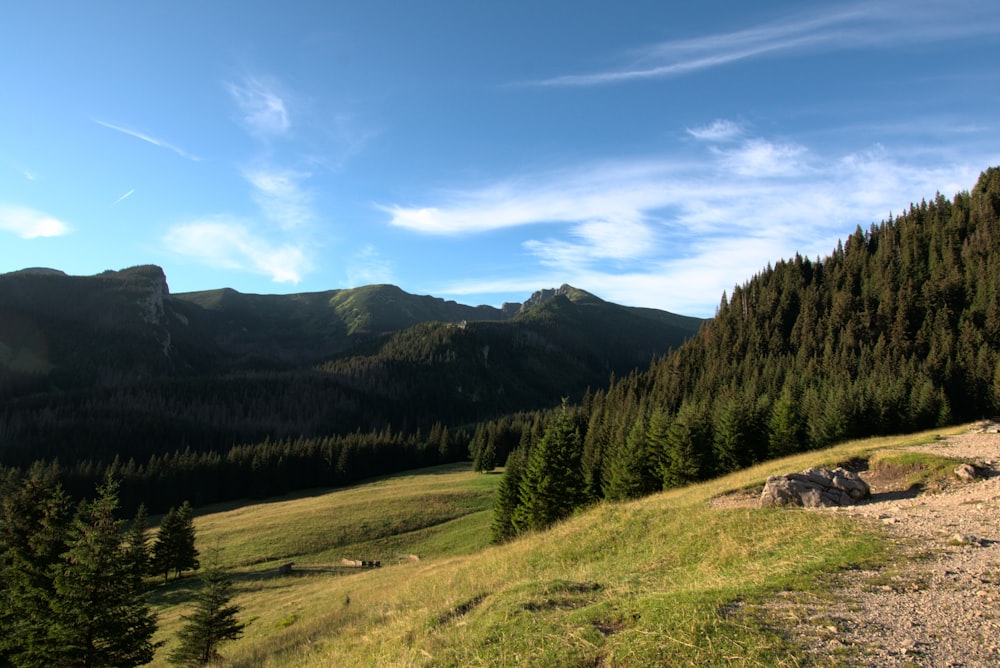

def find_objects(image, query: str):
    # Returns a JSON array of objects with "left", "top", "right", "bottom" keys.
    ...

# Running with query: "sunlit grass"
[{"left": 147, "top": 426, "right": 965, "bottom": 666}]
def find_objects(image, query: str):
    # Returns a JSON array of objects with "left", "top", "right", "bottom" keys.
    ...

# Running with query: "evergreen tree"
[
  {"left": 512, "top": 401, "right": 586, "bottom": 532},
  {"left": 167, "top": 563, "right": 244, "bottom": 666},
  {"left": 605, "top": 417, "right": 659, "bottom": 501},
  {"left": 125, "top": 502, "right": 151, "bottom": 581},
  {"left": 767, "top": 389, "right": 804, "bottom": 457},
  {"left": 47, "top": 477, "right": 160, "bottom": 667},
  {"left": 471, "top": 424, "right": 497, "bottom": 472},
  {"left": 0, "top": 466, "right": 72, "bottom": 667},
  {"left": 490, "top": 446, "right": 527, "bottom": 543},
  {"left": 659, "top": 400, "right": 708, "bottom": 489},
  {"left": 153, "top": 501, "right": 200, "bottom": 582}
]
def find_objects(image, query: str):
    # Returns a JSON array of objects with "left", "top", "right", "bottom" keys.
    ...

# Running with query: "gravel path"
[{"left": 761, "top": 428, "right": 1000, "bottom": 667}]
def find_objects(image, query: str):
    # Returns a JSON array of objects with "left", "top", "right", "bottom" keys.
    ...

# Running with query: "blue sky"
[{"left": 2, "top": 1, "right": 999, "bottom": 317}]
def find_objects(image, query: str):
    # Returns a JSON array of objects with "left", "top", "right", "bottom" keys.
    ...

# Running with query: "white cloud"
[
  {"left": 0, "top": 205, "right": 71, "bottom": 238},
  {"left": 226, "top": 75, "right": 290, "bottom": 137},
  {"left": 715, "top": 139, "right": 808, "bottom": 177},
  {"left": 94, "top": 120, "right": 201, "bottom": 161},
  {"left": 163, "top": 217, "right": 309, "bottom": 283},
  {"left": 524, "top": 219, "right": 656, "bottom": 268},
  {"left": 687, "top": 120, "right": 744, "bottom": 142},
  {"left": 382, "top": 160, "right": 687, "bottom": 235},
  {"left": 532, "top": 1, "right": 1000, "bottom": 87},
  {"left": 384, "top": 129, "right": 995, "bottom": 317},
  {"left": 243, "top": 167, "right": 313, "bottom": 229}
]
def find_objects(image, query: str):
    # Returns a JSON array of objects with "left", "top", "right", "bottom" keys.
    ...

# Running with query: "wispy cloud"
[
  {"left": 163, "top": 216, "right": 309, "bottom": 283},
  {"left": 243, "top": 167, "right": 313, "bottom": 229},
  {"left": 0, "top": 205, "right": 71, "bottom": 239},
  {"left": 533, "top": 1, "right": 1000, "bottom": 87},
  {"left": 111, "top": 189, "right": 135, "bottom": 206},
  {"left": 687, "top": 120, "right": 744, "bottom": 142},
  {"left": 714, "top": 139, "right": 809, "bottom": 177},
  {"left": 94, "top": 120, "right": 201, "bottom": 160},
  {"left": 225, "top": 75, "right": 290, "bottom": 137},
  {"left": 381, "top": 160, "right": 683, "bottom": 235},
  {"left": 385, "top": 130, "right": 994, "bottom": 316}
]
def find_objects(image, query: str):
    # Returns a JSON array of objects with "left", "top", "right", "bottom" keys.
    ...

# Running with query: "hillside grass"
[{"left": 148, "top": 425, "right": 966, "bottom": 667}]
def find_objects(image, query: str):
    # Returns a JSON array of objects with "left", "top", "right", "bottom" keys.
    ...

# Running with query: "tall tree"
[
  {"left": 0, "top": 466, "right": 72, "bottom": 667},
  {"left": 491, "top": 446, "right": 527, "bottom": 543},
  {"left": 47, "top": 477, "right": 160, "bottom": 667},
  {"left": 605, "top": 416, "right": 659, "bottom": 501},
  {"left": 153, "top": 501, "right": 200, "bottom": 582},
  {"left": 659, "top": 399, "right": 708, "bottom": 489},
  {"left": 167, "top": 562, "right": 245, "bottom": 667},
  {"left": 512, "top": 401, "right": 586, "bottom": 533}
]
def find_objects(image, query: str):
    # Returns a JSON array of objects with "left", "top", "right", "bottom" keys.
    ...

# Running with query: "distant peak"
[
  {"left": 4, "top": 267, "right": 67, "bottom": 277},
  {"left": 519, "top": 284, "right": 601, "bottom": 313}
]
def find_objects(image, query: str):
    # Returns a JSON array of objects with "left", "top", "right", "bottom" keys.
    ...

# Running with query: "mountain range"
[{"left": 0, "top": 266, "right": 703, "bottom": 474}]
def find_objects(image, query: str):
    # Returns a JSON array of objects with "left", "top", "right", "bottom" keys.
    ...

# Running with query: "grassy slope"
[{"left": 150, "top": 426, "right": 966, "bottom": 667}]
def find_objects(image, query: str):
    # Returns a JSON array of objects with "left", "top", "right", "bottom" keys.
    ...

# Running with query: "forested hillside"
[
  {"left": 0, "top": 271, "right": 700, "bottom": 512},
  {"left": 491, "top": 167, "right": 1000, "bottom": 538}
]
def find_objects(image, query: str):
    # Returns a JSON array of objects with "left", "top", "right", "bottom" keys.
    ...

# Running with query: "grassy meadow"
[{"left": 149, "top": 425, "right": 967, "bottom": 667}]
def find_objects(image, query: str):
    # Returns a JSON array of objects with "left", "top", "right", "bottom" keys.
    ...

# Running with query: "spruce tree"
[
  {"left": 48, "top": 477, "right": 160, "bottom": 667},
  {"left": 125, "top": 502, "right": 151, "bottom": 581},
  {"left": 490, "top": 446, "right": 527, "bottom": 543},
  {"left": 0, "top": 467, "right": 72, "bottom": 667},
  {"left": 659, "top": 400, "right": 707, "bottom": 489},
  {"left": 512, "top": 401, "right": 586, "bottom": 532},
  {"left": 153, "top": 501, "right": 200, "bottom": 582},
  {"left": 167, "top": 563, "right": 244, "bottom": 666},
  {"left": 605, "top": 417, "right": 657, "bottom": 501}
]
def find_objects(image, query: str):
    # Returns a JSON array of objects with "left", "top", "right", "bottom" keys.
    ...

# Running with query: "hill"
[
  {"left": 0, "top": 270, "right": 702, "bottom": 510},
  {"left": 144, "top": 425, "right": 984, "bottom": 667},
  {"left": 484, "top": 167, "right": 1000, "bottom": 541}
]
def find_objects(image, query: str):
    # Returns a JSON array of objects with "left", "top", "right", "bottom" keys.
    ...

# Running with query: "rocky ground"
[{"left": 721, "top": 427, "right": 1000, "bottom": 666}]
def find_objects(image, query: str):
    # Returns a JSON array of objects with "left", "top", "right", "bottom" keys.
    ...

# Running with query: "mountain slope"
[
  {"left": 487, "top": 166, "right": 1000, "bottom": 542},
  {"left": 0, "top": 270, "right": 702, "bottom": 490}
]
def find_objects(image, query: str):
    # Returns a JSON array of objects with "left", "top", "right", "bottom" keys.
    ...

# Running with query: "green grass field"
[{"left": 148, "top": 425, "right": 966, "bottom": 667}]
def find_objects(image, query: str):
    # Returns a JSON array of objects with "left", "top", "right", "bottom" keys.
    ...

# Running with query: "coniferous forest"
[
  {"left": 0, "top": 168, "right": 999, "bottom": 531},
  {"left": 488, "top": 167, "right": 1000, "bottom": 538}
]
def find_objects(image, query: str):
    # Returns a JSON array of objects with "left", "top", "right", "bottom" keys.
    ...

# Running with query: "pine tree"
[
  {"left": 768, "top": 389, "right": 803, "bottom": 457},
  {"left": 153, "top": 501, "right": 200, "bottom": 582},
  {"left": 47, "top": 477, "right": 160, "bottom": 667},
  {"left": 659, "top": 400, "right": 707, "bottom": 489},
  {"left": 512, "top": 401, "right": 586, "bottom": 532},
  {"left": 605, "top": 417, "right": 658, "bottom": 501},
  {"left": 0, "top": 466, "right": 72, "bottom": 667},
  {"left": 490, "top": 446, "right": 527, "bottom": 543},
  {"left": 167, "top": 562, "right": 244, "bottom": 666},
  {"left": 125, "top": 503, "right": 151, "bottom": 581}
]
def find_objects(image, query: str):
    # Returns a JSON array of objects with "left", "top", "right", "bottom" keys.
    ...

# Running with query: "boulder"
[
  {"left": 953, "top": 463, "right": 978, "bottom": 482},
  {"left": 760, "top": 467, "right": 870, "bottom": 508}
]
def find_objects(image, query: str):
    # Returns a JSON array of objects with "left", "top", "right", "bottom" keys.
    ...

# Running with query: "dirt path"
[{"left": 759, "top": 429, "right": 1000, "bottom": 666}]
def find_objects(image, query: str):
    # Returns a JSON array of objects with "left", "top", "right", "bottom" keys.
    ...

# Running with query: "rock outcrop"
[{"left": 760, "top": 467, "right": 871, "bottom": 508}]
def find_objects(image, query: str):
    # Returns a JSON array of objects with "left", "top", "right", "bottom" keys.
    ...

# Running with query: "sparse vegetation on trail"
[{"left": 142, "top": 428, "right": 982, "bottom": 667}]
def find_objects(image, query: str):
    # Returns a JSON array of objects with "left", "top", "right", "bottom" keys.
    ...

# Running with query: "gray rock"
[
  {"left": 954, "top": 463, "right": 978, "bottom": 482},
  {"left": 760, "top": 467, "right": 871, "bottom": 508}
]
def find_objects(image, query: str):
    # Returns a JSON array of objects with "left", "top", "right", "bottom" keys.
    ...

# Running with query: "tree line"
[
  {"left": 0, "top": 422, "right": 465, "bottom": 517},
  {"left": 488, "top": 167, "right": 1000, "bottom": 540}
]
